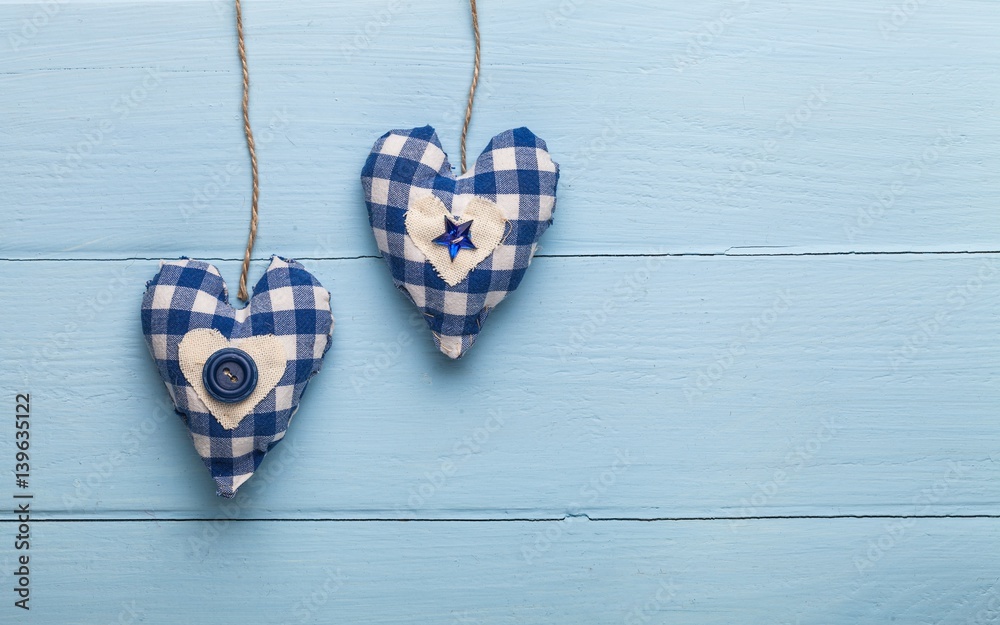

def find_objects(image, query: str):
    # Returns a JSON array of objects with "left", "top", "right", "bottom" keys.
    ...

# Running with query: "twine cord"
[
  {"left": 235, "top": 0, "right": 260, "bottom": 302},
  {"left": 233, "top": 0, "right": 476, "bottom": 295},
  {"left": 460, "top": 0, "right": 481, "bottom": 174}
]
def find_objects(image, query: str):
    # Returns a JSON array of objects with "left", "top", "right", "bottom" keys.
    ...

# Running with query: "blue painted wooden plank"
[
  {"left": 3, "top": 518, "right": 999, "bottom": 624},
  {"left": 1, "top": 0, "right": 997, "bottom": 259},
  {"left": 0, "top": 1, "right": 997, "bottom": 621},
  {"left": 1, "top": 255, "right": 997, "bottom": 518}
]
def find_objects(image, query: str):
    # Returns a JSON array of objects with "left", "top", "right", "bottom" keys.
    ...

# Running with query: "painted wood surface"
[
  {"left": 1, "top": 0, "right": 998, "bottom": 622},
  {"left": 2, "top": 256, "right": 999, "bottom": 520},
  {"left": 9, "top": 519, "right": 1000, "bottom": 624},
  {"left": 1, "top": 1, "right": 998, "bottom": 260}
]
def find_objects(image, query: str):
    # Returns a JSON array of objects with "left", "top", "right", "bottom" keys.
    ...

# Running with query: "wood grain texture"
[
  {"left": 0, "top": 0, "right": 998, "bottom": 622},
  {"left": 0, "top": 1, "right": 998, "bottom": 260},
  {"left": 6, "top": 519, "right": 1000, "bottom": 624},
  {"left": 2, "top": 256, "right": 997, "bottom": 519}
]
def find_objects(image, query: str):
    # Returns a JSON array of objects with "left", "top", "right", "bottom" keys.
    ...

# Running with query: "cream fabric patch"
[
  {"left": 405, "top": 194, "right": 507, "bottom": 287},
  {"left": 178, "top": 328, "right": 288, "bottom": 430}
]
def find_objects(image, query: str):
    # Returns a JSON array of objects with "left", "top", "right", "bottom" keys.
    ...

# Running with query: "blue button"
[{"left": 202, "top": 347, "right": 258, "bottom": 403}]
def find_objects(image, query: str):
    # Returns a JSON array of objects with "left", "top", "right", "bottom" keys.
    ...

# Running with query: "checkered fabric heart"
[
  {"left": 141, "top": 256, "right": 333, "bottom": 497},
  {"left": 361, "top": 126, "right": 559, "bottom": 359}
]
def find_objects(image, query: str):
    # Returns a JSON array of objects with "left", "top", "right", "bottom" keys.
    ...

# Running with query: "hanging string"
[
  {"left": 460, "top": 0, "right": 481, "bottom": 174},
  {"left": 235, "top": 0, "right": 260, "bottom": 302}
]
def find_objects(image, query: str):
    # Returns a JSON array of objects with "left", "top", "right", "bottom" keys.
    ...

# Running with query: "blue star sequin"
[{"left": 432, "top": 216, "right": 477, "bottom": 261}]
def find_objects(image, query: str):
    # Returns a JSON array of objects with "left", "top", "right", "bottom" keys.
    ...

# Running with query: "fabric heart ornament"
[
  {"left": 141, "top": 256, "right": 333, "bottom": 497},
  {"left": 361, "top": 126, "right": 559, "bottom": 359}
]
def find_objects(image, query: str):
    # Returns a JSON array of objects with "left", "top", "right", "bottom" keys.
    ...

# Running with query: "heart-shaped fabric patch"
[
  {"left": 361, "top": 126, "right": 559, "bottom": 359},
  {"left": 405, "top": 195, "right": 508, "bottom": 287},
  {"left": 178, "top": 329, "right": 288, "bottom": 430},
  {"left": 141, "top": 256, "right": 334, "bottom": 497}
]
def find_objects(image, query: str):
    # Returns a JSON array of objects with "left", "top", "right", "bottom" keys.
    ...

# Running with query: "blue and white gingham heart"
[
  {"left": 141, "top": 256, "right": 334, "bottom": 497},
  {"left": 361, "top": 126, "right": 559, "bottom": 359}
]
